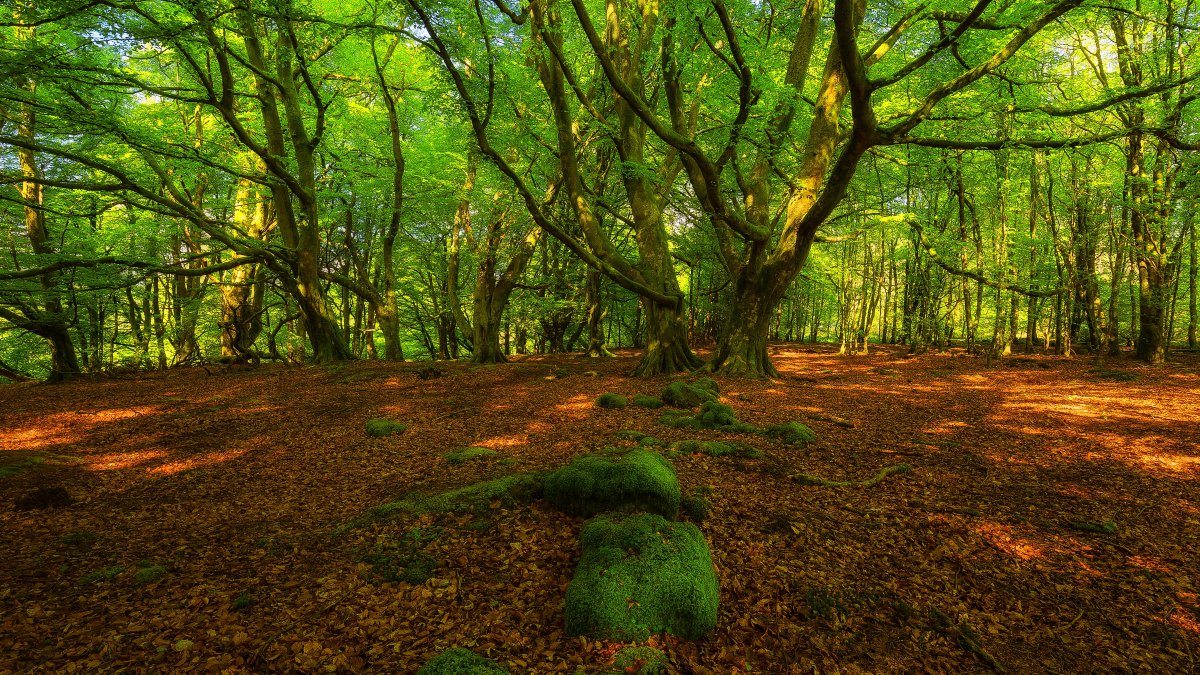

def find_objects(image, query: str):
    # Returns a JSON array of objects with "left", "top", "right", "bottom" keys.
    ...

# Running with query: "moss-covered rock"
[
  {"left": 692, "top": 377, "right": 720, "bottom": 396},
  {"left": 637, "top": 436, "right": 665, "bottom": 448},
  {"left": 597, "top": 393, "right": 629, "bottom": 409},
  {"left": 365, "top": 419, "right": 408, "bottom": 437},
  {"left": 444, "top": 447, "right": 499, "bottom": 465},
  {"left": 565, "top": 513, "right": 719, "bottom": 641},
  {"left": 416, "top": 647, "right": 507, "bottom": 675},
  {"left": 632, "top": 394, "right": 664, "bottom": 409},
  {"left": 660, "top": 381, "right": 717, "bottom": 408},
  {"left": 660, "top": 401, "right": 758, "bottom": 433},
  {"left": 606, "top": 646, "right": 669, "bottom": 674},
  {"left": 543, "top": 450, "right": 680, "bottom": 518},
  {"left": 763, "top": 421, "right": 817, "bottom": 446}
]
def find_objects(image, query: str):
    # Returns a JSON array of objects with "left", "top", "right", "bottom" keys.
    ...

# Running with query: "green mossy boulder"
[
  {"left": 660, "top": 401, "right": 758, "bottom": 433},
  {"left": 445, "top": 447, "right": 499, "bottom": 465},
  {"left": 597, "top": 393, "right": 629, "bottom": 409},
  {"left": 763, "top": 421, "right": 817, "bottom": 446},
  {"left": 660, "top": 381, "right": 717, "bottom": 408},
  {"left": 669, "top": 439, "right": 764, "bottom": 459},
  {"left": 416, "top": 647, "right": 507, "bottom": 675},
  {"left": 632, "top": 394, "right": 664, "bottom": 409},
  {"left": 543, "top": 450, "right": 680, "bottom": 518},
  {"left": 365, "top": 419, "right": 408, "bottom": 437},
  {"left": 692, "top": 377, "right": 720, "bottom": 396},
  {"left": 565, "top": 513, "right": 719, "bottom": 641},
  {"left": 637, "top": 436, "right": 665, "bottom": 448}
]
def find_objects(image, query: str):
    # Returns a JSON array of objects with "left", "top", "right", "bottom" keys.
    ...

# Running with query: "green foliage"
[
  {"left": 365, "top": 419, "right": 408, "bottom": 437},
  {"left": 80, "top": 565, "right": 125, "bottom": 585},
  {"left": 607, "top": 646, "right": 669, "bottom": 674},
  {"left": 597, "top": 393, "right": 629, "bottom": 409},
  {"left": 59, "top": 532, "right": 98, "bottom": 546},
  {"left": 1067, "top": 519, "right": 1118, "bottom": 534},
  {"left": 445, "top": 447, "right": 498, "bottom": 465},
  {"left": 416, "top": 647, "right": 507, "bottom": 675},
  {"left": 565, "top": 513, "right": 719, "bottom": 641},
  {"left": 232, "top": 592, "right": 254, "bottom": 611},
  {"left": 543, "top": 450, "right": 680, "bottom": 518},
  {"left": 660, "top": 381, "right": 717, "bottom": 408},
  {"left": 763, "top": 421, "right": 817, "bottom": 446},
  {"left": 0, "top": 456, "right": 44, "bottom": 479},
  {"left": 632, "top": 395, "right": 664, "bottom": 409},
  {"left": 133, "top": 564, "right": 168, "bottom": 585}
]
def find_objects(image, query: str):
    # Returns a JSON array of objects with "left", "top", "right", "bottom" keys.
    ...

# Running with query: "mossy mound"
[
  {"left": 543, "top": 450, "right": 680, "bottom": 518},
  {"left": 606, "top": 646, "right": 668, "bottom": 674},
  {"left": 669, "top": 439, "right": 763, "bottom": 459},
  {"left": 597, "top": 393, "right": 629, "bottom": 409},
  {"left": 416, "top": 647, "right": 507, "bottom": 675},
  {"left": 681, "top": 492, "right": 710, "bottom": 522},
  {"left": 692, "top": 377, "right": 720, "bottom": 396},
  {"left": 637, "top": 436, "right": 665, "bottom": 448},
  {"left": 615, "top": 429, "right": 647, "bottom": 442},
  {"left": 763, "top": 421, "right": 817, "bottom": 446},
  {"left": 660, "top": 401, "right": 758, "bottom": 433},
  {"left": 632, "top": 394, "right": 664, "bottom": 409},
  {"left": 360, "top": 474, "right": 543, "bottom": 524},
  {"left": 365, "top": 419, "right": 408, "bottom": 437},
  {"left": 661, "top": 381, "right": 718, "bottom": 408},
  {"left": 565, "top": 513, "right": 719, "bottom": 641},
  {"left": 445, "top": 447, "right": 498, "bottom": 465}
]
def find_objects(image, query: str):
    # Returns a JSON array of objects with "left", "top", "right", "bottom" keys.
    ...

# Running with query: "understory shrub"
[
  {"left": 543, "top": 450, "right": 679, "bottom": 518},
  {"left": 565, "top": 513, "right": 719, "bottom": 641}
]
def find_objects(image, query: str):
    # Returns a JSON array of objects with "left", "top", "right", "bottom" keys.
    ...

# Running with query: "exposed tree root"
[{"left": 793, "top": 463, "right": 913, "bottom": 488}]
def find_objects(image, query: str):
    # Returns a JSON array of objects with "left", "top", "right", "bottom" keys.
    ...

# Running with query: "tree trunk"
[
  {"left": 709, "top": 268, "right": 784, "bottom": 378},
  {"left": 580, "top": 269, "right": 612, "bottom": 357}
]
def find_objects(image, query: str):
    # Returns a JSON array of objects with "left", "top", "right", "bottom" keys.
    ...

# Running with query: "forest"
[{"left": 1, "top": 0, "right": 1198, "bottom": 672}]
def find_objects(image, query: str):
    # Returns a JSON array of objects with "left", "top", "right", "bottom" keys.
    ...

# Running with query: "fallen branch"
[{"left": 793, "top": 463, "right": 913, "bottom": 487}]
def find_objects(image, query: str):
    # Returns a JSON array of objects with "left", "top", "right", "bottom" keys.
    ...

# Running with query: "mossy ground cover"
[
  {"left": 416, "top": 647, "right": 507, "bottom": 674},
  {"left": 565, "top": 513, "right": 719, "bottom": 641},
  {"left": 445, "top": 447, "right": 499, "bottom": 465},
  {"left": 596, "top": 393, "right": 629, "bottom": 409},
  {"left": 365, "top": 418, "right": 408, "bottom": 437}
]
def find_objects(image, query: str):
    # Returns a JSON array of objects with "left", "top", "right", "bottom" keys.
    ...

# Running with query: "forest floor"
[{"left": 1, "top": 345, "right": 1198, "bottom": 674}]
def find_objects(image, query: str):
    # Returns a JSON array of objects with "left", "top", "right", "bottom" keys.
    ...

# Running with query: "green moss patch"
[
  {"left": 359, "top": 526, "right": 441, "bottom": 584},
  {"left": 565, "top": 513, "right": 719, "bottom": 641},
  {"left": 597, "top": 393, "right": 629, "bottom": 409},
  {"left": 133, "top": 564, "right": 169, "bottom": 585},
  {"left": 632, "top": 394, "right": 664, "bottom": 409},
  {"left": 669, "top": 439, "right": 763, "bottom": 459},
  {"left": 615, "top": 429, "right": 647, "bottom": 442},
  {"left": 366, "top": 419, "right": 408, "bottom": 437},
  {"left": 0, "top": 455, "right": 44, "bottom": 479},
  {"left": 763, "top": 421, "right": 817, "bottom": 446},
  {"left": 606, "top": 646, "right": 668, "bottom": 674},
  {"left": 339, "top": 474, "right": 543, "bottom": 533},
  {"left": 417, "top": 647, "right": 507, "bottom": 674},
  {"left": 660, "top": 381, "right": 718, "bottom": 408},
  {"left": 445, "top": 447, "right": 499, "bottom": 465},
  {"left": 543, "top": 450, "right": 680, "bottom": 518},
  {"left": 660, "top": 401, "right": 758, "bottom": 433},
  {"left": 80, "top": 565, "right": 125, "bottom": 585}
]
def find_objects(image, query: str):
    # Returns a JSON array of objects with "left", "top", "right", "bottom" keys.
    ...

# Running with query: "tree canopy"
[{"left": 2, "top": 0, "right": 1198, "bottom": 381}]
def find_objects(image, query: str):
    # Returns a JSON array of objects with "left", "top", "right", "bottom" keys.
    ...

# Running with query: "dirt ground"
[{"left": 1, "top": 345, "right": 1197, "bottom": 673}]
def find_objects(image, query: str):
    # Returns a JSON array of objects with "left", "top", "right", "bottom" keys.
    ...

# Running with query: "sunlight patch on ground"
[
  {"left": 1, "top": 406, "right": 160, "bottom": 451},
  {"left": 473, "top": 435, "right": 529, "bottom": 449},
  {"left": 147, "top": 449, "right": 248, "bottom": 476},
  {"left": 552, "top": 394, "right": 595, "bottom": 413},
  {"left": 1137, "top": 452, "right": 1200, "bottom": 476},
  {"left": 975, "top": 522, "right": 1044, "bottom": 561},
  {"left": 87, "top": 450, "right": 170, "bottom": 471}
]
